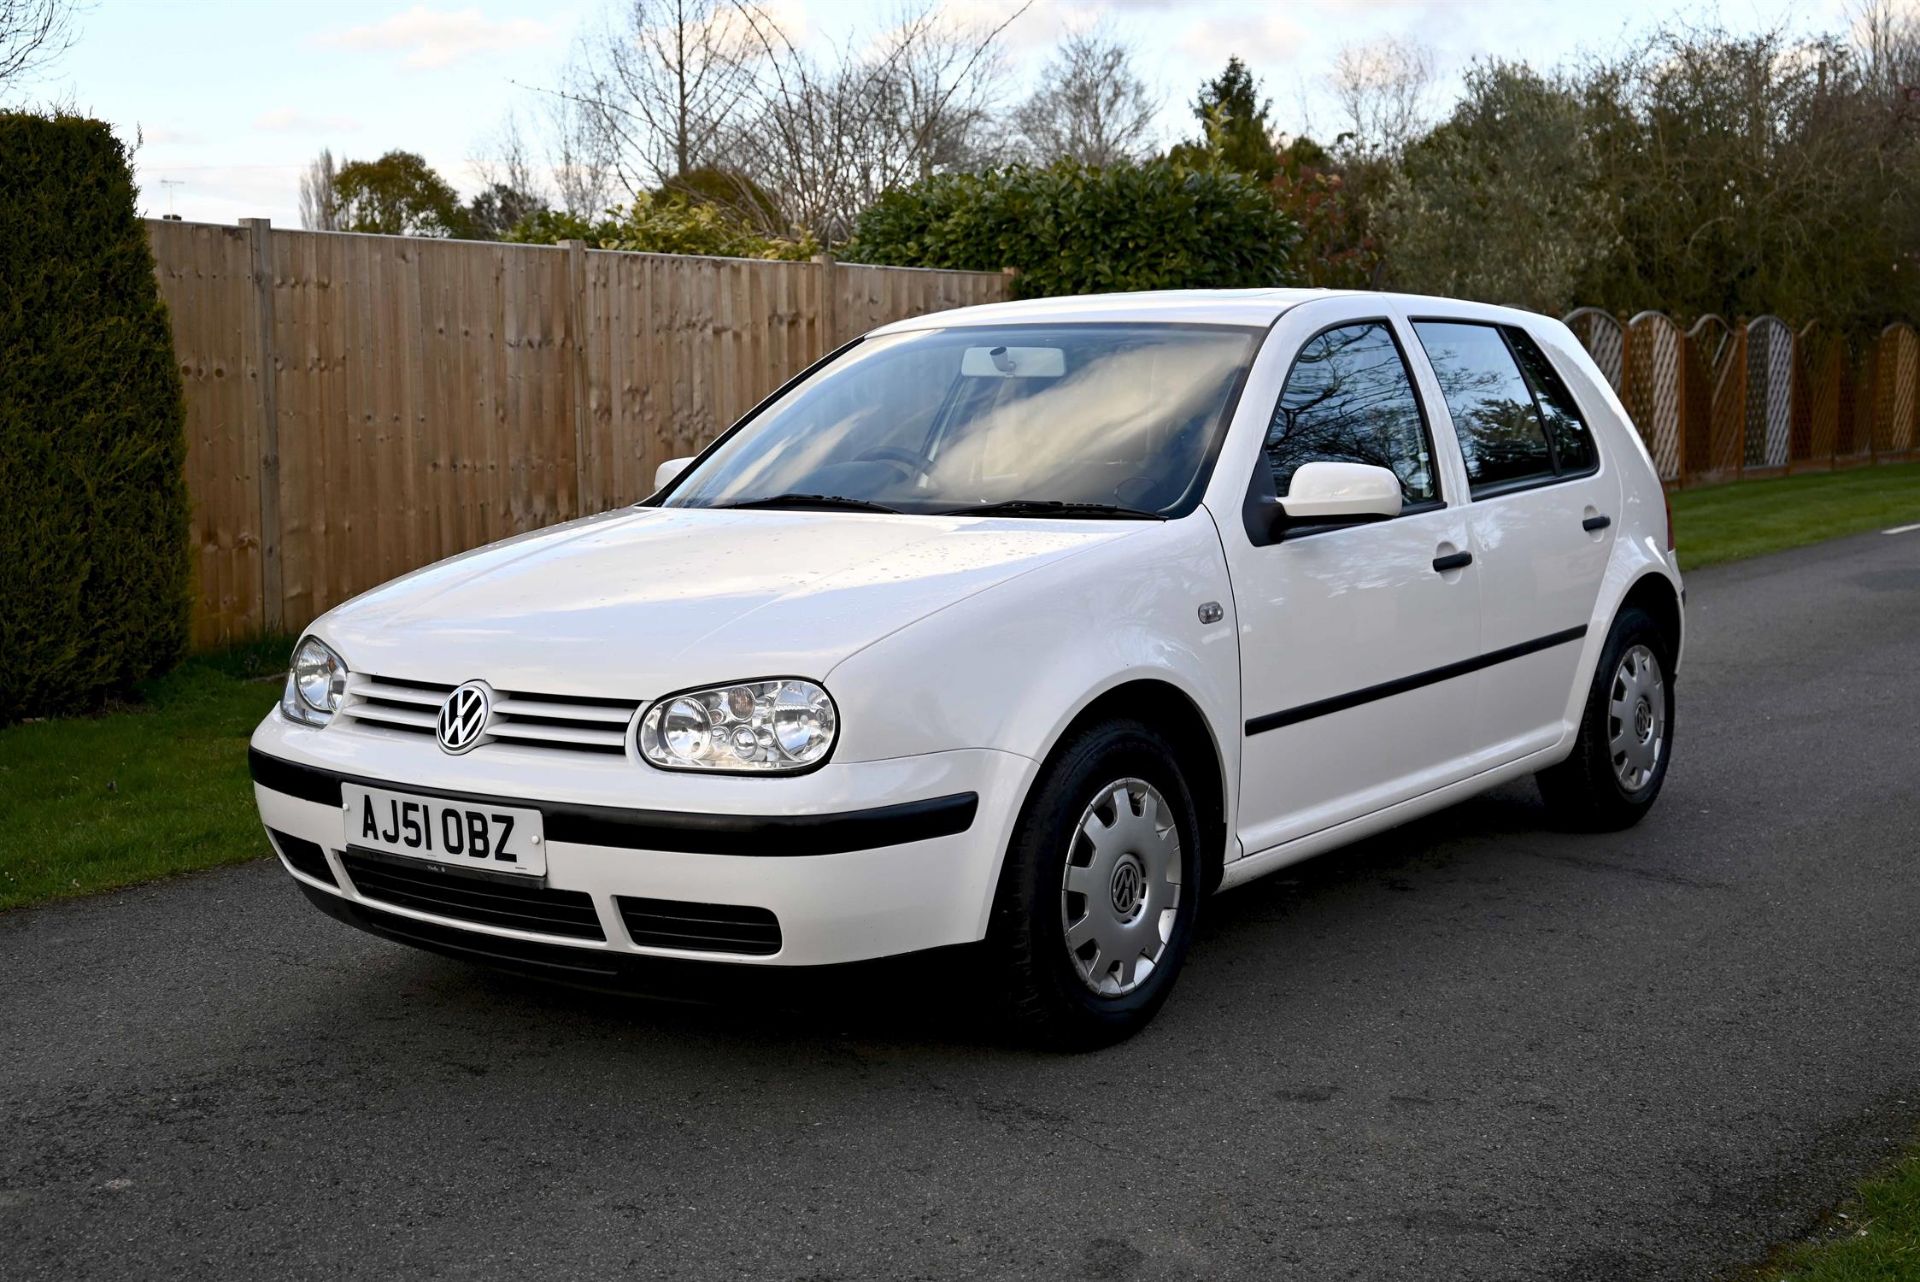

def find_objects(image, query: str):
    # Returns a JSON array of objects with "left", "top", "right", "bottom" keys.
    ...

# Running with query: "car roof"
[{"left": 867, "top": 288, "right": 1550, "bottom": 334}]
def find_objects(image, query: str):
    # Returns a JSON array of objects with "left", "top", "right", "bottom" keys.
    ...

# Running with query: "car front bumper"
[{"left": 250, "top": 713, "right": 1034, "bottom": 969}]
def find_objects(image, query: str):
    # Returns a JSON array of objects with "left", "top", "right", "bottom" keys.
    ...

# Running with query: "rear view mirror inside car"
[{"left": 961, "top": 345, "right": 1066, "bottom": 378}]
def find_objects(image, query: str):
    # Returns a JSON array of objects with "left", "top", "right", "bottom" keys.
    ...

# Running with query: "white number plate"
[{"left": 343, "top": 784, "right": 546, "bottom": 877}]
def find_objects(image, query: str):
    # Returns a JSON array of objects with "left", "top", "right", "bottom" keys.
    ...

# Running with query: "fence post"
[
  {"left": 563, "top": 239, "right": 591, "bottom": 517},
  {"left": 813, "top": 252, "right": 837, "bottom": 354},
  {"left": 241, "top": 217, "right": 283, "bottom": 635}
]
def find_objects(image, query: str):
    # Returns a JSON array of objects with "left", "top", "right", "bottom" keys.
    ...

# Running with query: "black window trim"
[
  {"left": 1241, "top": 315, "right": 1449, "bottom": 548},
  {"left": 1407, "top": 316, "right": 1604, "bottom": 504}
]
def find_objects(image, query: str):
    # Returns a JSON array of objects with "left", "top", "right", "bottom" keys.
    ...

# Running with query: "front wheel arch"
[{"left": 1036, "top": 679, "right": 1228, "bottom": 898}]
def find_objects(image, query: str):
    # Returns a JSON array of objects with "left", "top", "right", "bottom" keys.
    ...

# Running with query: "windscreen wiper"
[
  {"left": 938, "top": 499, "right": 1164, "bottom": 521},
  {"left": 715, "top": 493, "right": 902, "bottom": 514}
]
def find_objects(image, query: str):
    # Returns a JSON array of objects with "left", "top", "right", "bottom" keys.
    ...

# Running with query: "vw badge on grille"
[{"left": 436, "top": 682, "right": 491, "bottom": 754}]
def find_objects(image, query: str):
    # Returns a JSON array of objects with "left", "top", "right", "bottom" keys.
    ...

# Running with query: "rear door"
[
  {"left": 1220, "top": 306, "right": 1482, "bottom": 855},
  {"left": 1406, "top": 318, "right": 1622, "bottom": 760}
]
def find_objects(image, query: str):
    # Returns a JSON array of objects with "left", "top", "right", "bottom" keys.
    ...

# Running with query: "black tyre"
[
  {"left": 987, "top": 718, "right": 1203, "bottom": 1050},
  {"left": 1536, "top": 605, "right": 1675, "bottom": 831}
]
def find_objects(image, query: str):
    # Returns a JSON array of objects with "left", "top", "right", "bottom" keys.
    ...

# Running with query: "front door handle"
[
  {"left": 1583, "top": 514, "right": 1612, "bottom": 532},
  {"left": 1432, "top": 550, "right": 1473, "bottom": 573}
]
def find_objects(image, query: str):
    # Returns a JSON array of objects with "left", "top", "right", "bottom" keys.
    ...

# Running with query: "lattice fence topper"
[
  {"left": 1564, "top": 308, "right": 1625, "bottom": 394},
  {"left": 1686, "top": 315, "right": 1744, "bottom": 480},
  {"left": 1562, "top": 308, "right": 1917, "bottom": 486},
  {"left": 1746, "top": 317, "right": 1794, "bottom": 469},
  {"left": 1877, "top": 324, "right": 1919, "bottom": 454},
  {"left": 1621, "top": 312, "right": 1684, "bottom": 483}
]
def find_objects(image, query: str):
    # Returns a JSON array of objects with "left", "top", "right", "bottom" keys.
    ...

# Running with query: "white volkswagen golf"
[{"left": 251, "top": 289, "right": 1681, "bottom": 1046}]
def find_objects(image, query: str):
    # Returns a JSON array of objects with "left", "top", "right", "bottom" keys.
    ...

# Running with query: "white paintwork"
[
  {"left": 1278, "top": 461, "right": 1405, "bottom": 522},
  {"left": 251, "top": 288, "right": 1683, "bottom": 974},
  {"left": 654, "top": 456, "right": 694, "bottom": 489}
]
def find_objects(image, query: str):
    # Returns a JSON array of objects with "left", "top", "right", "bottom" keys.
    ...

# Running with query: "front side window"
[
  {"left": 1413, "top": 321, "right": 1598, "bottom": 495},
  {"left": 1263, "top": 322, "right": 1437, "bottom": 505},
  {"left": 663, "top": 324, "right": 1261, "bottom": 517}
]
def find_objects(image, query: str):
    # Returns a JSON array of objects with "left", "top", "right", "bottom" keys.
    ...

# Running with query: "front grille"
[
  {"left": 616, "top": 896, "right": 782, "bottom": 956},
  {"left": 270, "top": 828, "right": 335, "bottom": 885},
  {"left": 336, "top": 674, "right": 451, "bottom": 736},
  {"left": 340, "top": 851, "right": 606, "bottom": 941},
  {"left": 336, "top": 673, "right": 641, "bottom": 757}
]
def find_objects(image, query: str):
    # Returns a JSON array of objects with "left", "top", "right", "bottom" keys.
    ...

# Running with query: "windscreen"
[{"left": 662, "top": 324, "right": 1261, "bottom": 517}]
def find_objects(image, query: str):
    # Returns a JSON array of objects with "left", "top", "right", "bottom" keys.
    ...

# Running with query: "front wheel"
[
  {"left": 987, "top": 719, "right": 1203, "bottom": 1049},
  {"left": 1536, "top": 605, "right": 1675, "bottom": 830}
]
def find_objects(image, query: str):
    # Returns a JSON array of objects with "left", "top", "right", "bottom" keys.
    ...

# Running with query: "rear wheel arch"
[{"left": 1617, "top": 572, "right": 1683, "bottom": 670}]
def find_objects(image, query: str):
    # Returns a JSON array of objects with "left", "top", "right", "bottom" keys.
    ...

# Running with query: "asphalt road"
[{"left": 6, "top": 528, "right": 1920, "bottom": 1281}]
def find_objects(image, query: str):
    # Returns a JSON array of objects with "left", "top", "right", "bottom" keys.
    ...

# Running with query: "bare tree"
[
  {"left": 1012, "top": 27, "right": 1157, "bottom": 166},
  {"left": 545, "top": 0, "right": 1021, "bottom": 239},
  {"left": 718, "top": 11, "right": 871, "bottom": 238},
  {"left": 569, "top": 0, "right": 755, "bottom": 195},
  {"left": 0, "top": 0, "right": 76, "bottom": 88},
  {"left": 1329, "top": 36, "right": 1434, "bottom": 161},
  {"left": 871, "top": 0, "right": 1024, "bottom": 180},
  {"left": 298, "top": 147, "right": 341, "bottom": 231},
  {"left": 1851, "top": 0, "right": 1920, "bottom": 97},
  {"left": 541, "top": 76, "right": 620, "bottom": 216},
  {"left": 721, "top": 0, "right": 1023, "bottom": 239},
  {"left": 470, "top": 111, "right": 547, "bottom": 205}
]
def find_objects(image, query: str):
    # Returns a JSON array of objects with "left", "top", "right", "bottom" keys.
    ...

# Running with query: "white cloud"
[
  {"left": 254, "top": 107, "right": 364, "bottom": 133},
  {"left": 1177, "top": 8, "right": 1311, "bottom": 67},
  {"left": 315, "top": 4, "right": 560, "bottom": 70},
  {"left": 140, "top": 124, "right": 201, "bottom": 146}
]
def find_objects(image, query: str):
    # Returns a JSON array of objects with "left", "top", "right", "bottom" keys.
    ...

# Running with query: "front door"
[{"left": 1220, "top": 313, "right": 1482, "bottom": 856}]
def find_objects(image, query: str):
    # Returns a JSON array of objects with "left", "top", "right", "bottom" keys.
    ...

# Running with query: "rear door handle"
[
  {"left": 1583, "top": 514, "right": 1612, "bottom": 531},
  {"left": 1432, "top": 551, "right": 1473, "bottom": 573}
]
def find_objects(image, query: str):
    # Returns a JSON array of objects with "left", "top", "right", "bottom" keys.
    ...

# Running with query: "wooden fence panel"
[
  {"left": 150, "top": 222, "right": 1010, "bottom": 644},
  {"left": 1875, "top": 324, "right": 1919, "bottom": 455},
  {"left": 148, "top": 220, "right": 262, "bottom": 649}
]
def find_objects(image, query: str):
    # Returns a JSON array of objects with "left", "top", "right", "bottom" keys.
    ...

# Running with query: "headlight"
[
  {"left": 281, "top": 635, "right": 348, "bottom": 727},
  {"left": 639, "top": 679, "right": 837, "bottom": 773}
]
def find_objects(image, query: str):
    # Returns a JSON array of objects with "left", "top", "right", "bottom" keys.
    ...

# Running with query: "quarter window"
[
  {"left": 1505, "top": 328, "right": 1596, "bottom": 474},
  {"left": 1265, "top": 322, "right": 1436, "bottom": 506},
  {"left": 1413, "top": 321, "right": 1598, "bottom": 495}
]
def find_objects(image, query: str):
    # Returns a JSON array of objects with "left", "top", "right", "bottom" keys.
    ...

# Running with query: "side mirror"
[
  {"left": 1278, "top": 461, "right": 1403, "bottom": 527},
  {"left": 653, "top": 457, "right": 694, "bottom": 490}
]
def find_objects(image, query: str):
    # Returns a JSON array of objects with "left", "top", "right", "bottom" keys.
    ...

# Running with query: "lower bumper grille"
[
  {"left": 340, "top": 851, "right": 605, "bottom": 941},
  {"left": 616, "top": 895, "right": 782, "bottom": 956},
  {"left": 270, "top": 829, "right": 335, "bottom": 886}
]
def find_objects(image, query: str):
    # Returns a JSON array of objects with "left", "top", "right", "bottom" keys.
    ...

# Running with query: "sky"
[{"left": 12, "top": 0, "right": 1870, "bottom": 227}]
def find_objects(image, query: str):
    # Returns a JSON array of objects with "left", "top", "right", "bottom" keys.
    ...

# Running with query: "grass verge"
[
  {"left": 0, "top": 640, "right": 287, "bottom": 911},
  {"left": 1672, "top": 460, "right": 1920, "bottom": 569},
  {"left": 1752, "top": 1145, "right": 1920, "bottom": 1280}
]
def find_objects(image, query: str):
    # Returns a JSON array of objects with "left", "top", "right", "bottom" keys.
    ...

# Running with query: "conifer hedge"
[{"left": 0, "top": 114, "right": 190, "bottom": 722}]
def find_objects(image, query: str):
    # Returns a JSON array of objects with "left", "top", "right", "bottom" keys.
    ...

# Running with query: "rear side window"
[
  {"left": 1504, "top": 328, "right": 1596, "bottom": 474},
  {"left": 1265, "top": 322, "right": 1437, "bottom": 506},
  {"left": 1413, "top": 320, "right": 1597, "bottom": 496}
]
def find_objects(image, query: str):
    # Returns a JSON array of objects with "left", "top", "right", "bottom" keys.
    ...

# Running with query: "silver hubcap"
[
  {"left": 1061, "top": 779, "right": 1182, "bottom": 996},
  {"left": 1608, "top": 644, "right": 1666, "bottom": 793}
]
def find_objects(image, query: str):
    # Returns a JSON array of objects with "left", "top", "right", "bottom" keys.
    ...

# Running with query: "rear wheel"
[
  {"left": 1536, "top": 605, "right": 1675, "bottom": 830},
  {"left": 988, "top": 719, "right": 1202, "bottom": 1049}
]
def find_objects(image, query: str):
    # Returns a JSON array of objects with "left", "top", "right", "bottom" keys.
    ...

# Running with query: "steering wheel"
[{"left": 852, "top": 445, "right": 936, "bottom": 482}]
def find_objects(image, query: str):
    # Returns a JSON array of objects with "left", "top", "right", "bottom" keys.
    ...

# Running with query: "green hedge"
[
  {"left": 0, "top": 114, "right": 189, "bottom": 722},
  {"left": 849, "top": 160, "right": 1300, "bottom": 298}
]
